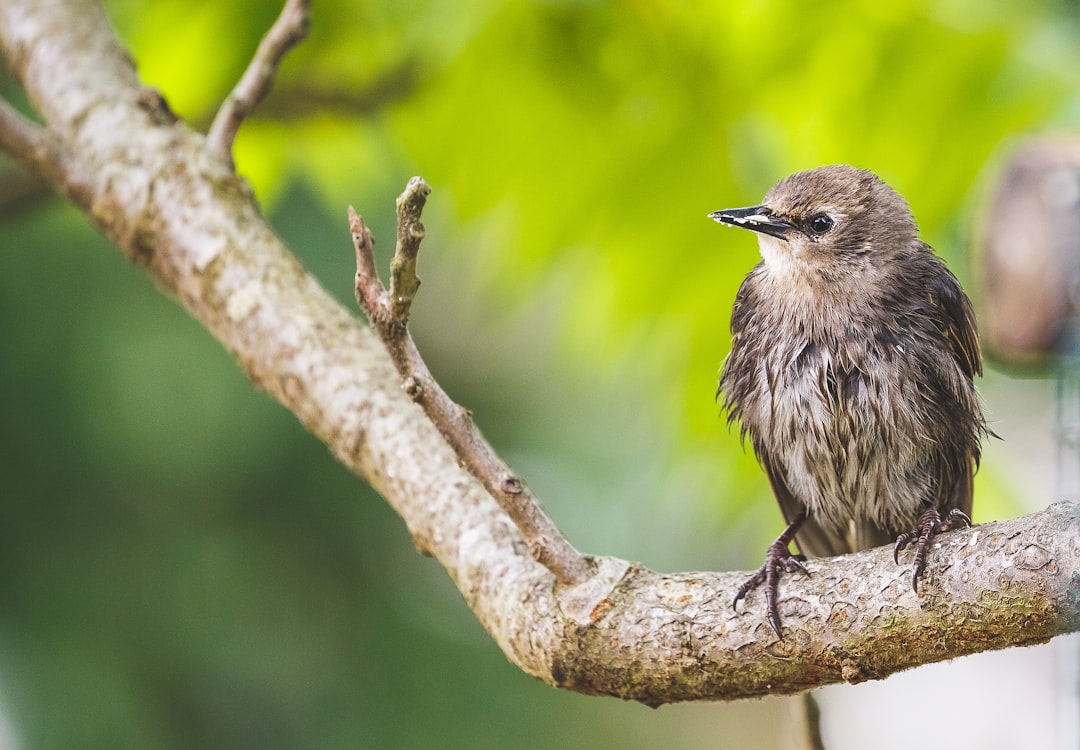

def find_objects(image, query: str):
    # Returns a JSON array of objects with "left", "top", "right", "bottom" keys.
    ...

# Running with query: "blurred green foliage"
[{"left": 1, "top": 0, "right": 1076, "bottom": 747}]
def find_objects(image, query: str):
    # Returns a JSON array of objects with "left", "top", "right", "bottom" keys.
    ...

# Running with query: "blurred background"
[{"left": 0, "top": 0, "right": 1078, "bottom": 747}]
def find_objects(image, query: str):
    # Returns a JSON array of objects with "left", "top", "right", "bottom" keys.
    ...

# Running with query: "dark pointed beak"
[{"left": 708, "top": 206, "right": 792, "bottom": 240}]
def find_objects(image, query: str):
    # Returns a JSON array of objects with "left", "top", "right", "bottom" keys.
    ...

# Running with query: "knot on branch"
[
  {"left": 500, "top": 475, "right": 524, "bottom": 495},
  {"left": 402, "top": 376, "right": 422, "bottom": 400}
]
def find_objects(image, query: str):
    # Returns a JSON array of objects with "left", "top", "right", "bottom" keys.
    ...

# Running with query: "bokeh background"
[{"left": 0, "top": 0, "right": 1077, "bottom": 748}]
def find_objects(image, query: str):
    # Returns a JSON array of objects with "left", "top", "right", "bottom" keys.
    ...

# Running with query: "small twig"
[
  {"left": 350, "top": 179, "right": 594, "bottom": 587},
  {"left": 0, "top": 98, "right": 56, "bottom": 170},
  {"left": 207, "top": 0, "right": 311, "bottom": 168},
  {"left": 390, "top": 177, "right": 428, "bottom": 322},
  {"left": 0, "top": 97, "right": 89, "bottom": 208},
  {"left": 351, "top": 211, "right": 386, "bottom": 323}
]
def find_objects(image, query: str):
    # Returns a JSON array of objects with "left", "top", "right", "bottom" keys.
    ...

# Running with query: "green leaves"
[{"left": 111, "top": 0, "right": 1064, "bottom": 518}]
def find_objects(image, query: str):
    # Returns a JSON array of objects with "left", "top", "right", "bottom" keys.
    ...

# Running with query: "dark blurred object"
[
  {"left": 976, "top": 136, "right": 1080, "bottom": 370},
  {"left": 977, "top": 136, "right": 1080, "bottom": 504}
]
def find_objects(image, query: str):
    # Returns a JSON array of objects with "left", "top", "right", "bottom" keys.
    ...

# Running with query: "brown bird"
[{"left": 709, "top": 165, "right": 987, "bottom": 637}]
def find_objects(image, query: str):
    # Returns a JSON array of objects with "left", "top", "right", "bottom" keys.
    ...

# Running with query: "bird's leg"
[
  {"left": 733, "top": 510, "right": 809, "bottom": 638},
  {"left": 893, "top": 506, "right": 971, "bottom": 592}
]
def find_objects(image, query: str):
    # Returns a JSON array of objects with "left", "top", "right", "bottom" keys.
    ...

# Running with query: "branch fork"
[{"left": 350, "top": 178, "right": 594, "bottom": 587}]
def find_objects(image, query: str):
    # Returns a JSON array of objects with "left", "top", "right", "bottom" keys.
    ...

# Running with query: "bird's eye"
[{"left": 808, "top": 214, "right": 834, "bottom": 234}]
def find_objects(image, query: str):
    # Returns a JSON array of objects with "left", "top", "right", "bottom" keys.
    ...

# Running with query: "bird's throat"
[{"left": 756, "top": 234, "right": 801, "bottom": 277}]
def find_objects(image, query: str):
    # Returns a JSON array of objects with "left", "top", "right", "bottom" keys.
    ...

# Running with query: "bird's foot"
[
  {"left": 733, "top": 532, "right": 809, "bottom": 638},
  {"left": 893, "top": 506, "right": 971, "bottom": 592}
]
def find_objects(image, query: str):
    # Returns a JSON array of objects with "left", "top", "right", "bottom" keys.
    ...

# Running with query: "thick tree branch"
[
  {"left": 206, "top": 0, "right": 311, "bottom": 167},
  {"left": 0, "top": 0, "right": 1076, "bottom": 705}
]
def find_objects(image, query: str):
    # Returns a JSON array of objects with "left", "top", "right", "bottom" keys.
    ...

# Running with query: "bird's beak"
[{"left": 708, "top": 206, "right": 792, "bottom": 240}]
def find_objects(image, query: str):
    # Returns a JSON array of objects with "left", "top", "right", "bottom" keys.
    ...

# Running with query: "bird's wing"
[
  {"left": 927, "top": 249, "right": 983, "bottom": 379},
  {"left": 924, "top": 248, "right": 980, "bottom": 518}
]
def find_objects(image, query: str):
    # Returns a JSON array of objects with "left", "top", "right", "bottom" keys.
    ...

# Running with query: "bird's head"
[{"left": 709, "top": 165, "right": 918, "bottom": 283}]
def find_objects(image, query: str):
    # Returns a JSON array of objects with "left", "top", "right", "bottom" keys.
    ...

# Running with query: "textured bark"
[{"left": 0, "top": 0, "right": 1077, "bottom": 705}]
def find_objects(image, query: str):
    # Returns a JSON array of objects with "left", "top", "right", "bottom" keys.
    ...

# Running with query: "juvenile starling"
[{"left": 710, "top": 165, "right": 987, "bottom": 637}]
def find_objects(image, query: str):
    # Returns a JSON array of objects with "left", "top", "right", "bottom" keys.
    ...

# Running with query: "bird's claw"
[
  {"left": 733, "top": 539, "right": 810, "bottom": 638},
  {"left": 893, "top": 507, "right": 971, "bottom": 592}
]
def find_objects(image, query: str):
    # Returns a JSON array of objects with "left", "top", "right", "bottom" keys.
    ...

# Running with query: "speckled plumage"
[{"left": 713, "top": 165, "right": 987, "bottom": 559}]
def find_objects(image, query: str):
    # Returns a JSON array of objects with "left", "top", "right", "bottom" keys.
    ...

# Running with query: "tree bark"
[{"left": 0, "top": 0, "right": 1076, "bottom": 705}]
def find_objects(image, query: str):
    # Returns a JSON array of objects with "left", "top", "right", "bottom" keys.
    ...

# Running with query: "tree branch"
[
  {"left": 0, "top": 97, "right": 91, "bottom": 208},
  {"left": 0, "top": 0, "right": 1076, "bottom": 705},
  {"left": 349, "top": 185, "right": 594, "bottom": 586},
  {"left": 206, "top": 0, "right": 311, "bottom": 167},
  {"left": 389, "top": 177, "right": 427, "bottom": 323}
]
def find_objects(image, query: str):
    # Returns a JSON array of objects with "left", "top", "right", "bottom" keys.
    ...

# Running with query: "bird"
[{"left": 709, "top": 165, "right": 988, "bottom": 637}]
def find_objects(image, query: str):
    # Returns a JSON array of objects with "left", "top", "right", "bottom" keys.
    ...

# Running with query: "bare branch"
[
  {"left": 544, "top": 504, "right": 1080, "bottom": 704},
  {"left": 350, "top": 189, "right": 595, "bottom": 587},
  {"left": 207, "top": 0, "right": 311, "bottom": 167},
  {"left": 0, "top": 97, "right": 89, "bottom": 207},
  {"left": 350, "top": 209, "right": 387, "bottom": 323},
  {"left": 0, "top": 98, "right": 52, "bottom": 166},
  {"left": 390, "top": 176, "right": 428, "bottom": 322}
]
